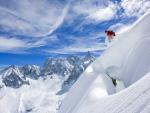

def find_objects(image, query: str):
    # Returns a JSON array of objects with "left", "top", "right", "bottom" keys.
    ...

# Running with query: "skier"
[{"left": 105, "top": 30, "right": 116, "bottom": 42}]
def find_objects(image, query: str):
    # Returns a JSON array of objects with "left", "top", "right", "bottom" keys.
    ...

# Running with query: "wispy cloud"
[
  {"left": 0, "top": 0, "right": 70, "bottom": 36},
  {"left": 44, "top": 33, "right": 107, "bottom": 54},
  {"left": 0, "top": 0, "right": 70, "bottom": 53},
  {"left": 0, "top": 36, "right": 26, "bottom": 52},
  {"left": 0, "top": 35, "right": 58, "bottom": 53},
  {"left": 86, "top": 2, "right": 118, "bottom": 22},
  {"left": 70, "top": 0, "right": 118, "bottom": 23},
  {"left": 40, "top": 3, "right": 71, "bottom": 37},
  {"left": 121, "top": 0, "right": 150, "bottom": 17}
]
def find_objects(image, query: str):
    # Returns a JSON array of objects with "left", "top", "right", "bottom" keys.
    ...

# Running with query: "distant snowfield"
[
  {"left": 58, "top": 11, "right": 150, "bottom": 113},
  {"left": 0, "top": 76, "right": 65, "bottom": 113}
]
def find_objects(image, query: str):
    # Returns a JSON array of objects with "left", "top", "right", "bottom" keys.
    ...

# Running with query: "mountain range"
[{"left": 0, "top": 52, "right": 95, "bottom": 93}]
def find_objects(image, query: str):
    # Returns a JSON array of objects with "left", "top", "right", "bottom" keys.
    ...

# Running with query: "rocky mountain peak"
[{"left": 0, "top": 53, "right": 96, "bottom": 90}]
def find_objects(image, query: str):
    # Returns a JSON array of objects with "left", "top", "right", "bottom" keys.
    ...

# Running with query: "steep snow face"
[
  {"left": 71, "top": 72, "right": 150, "bottom": 113},
  {"left": 58, "top": 11, "right": 150, "bottom": 113},
  {"left": 100, "top": 11, "right": 150, "bottom": 87}
]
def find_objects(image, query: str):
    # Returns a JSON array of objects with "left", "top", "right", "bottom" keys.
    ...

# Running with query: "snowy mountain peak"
[
  {"left": 42, "top": 57, "right": 72, "bottom": 77},
  {"left": 0, "top": 65, "right": 28, "bottom": 88},
  {"left": 84, "top": 51, "right": 95, "bottom": 61},
  {"left": 1, "top": 65, "right": 23, "bottom": 78},
  {"left": 67, "top": 55, "right": 80, "bottom": 65},
  {"left": 21, "top": 64, "right": 40, "bottom": 79},
  {"left": 82, "top": 51, "right": 95, "bottom": 68}
]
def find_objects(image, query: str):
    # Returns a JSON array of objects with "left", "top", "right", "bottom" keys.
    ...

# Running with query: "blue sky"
[{"left": 0, "top": 0, "right": 150, "bottom": 66}]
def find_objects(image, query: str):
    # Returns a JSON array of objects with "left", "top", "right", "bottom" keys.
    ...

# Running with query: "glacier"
[{"left": 58, "top": 10, "right": 150, "bottom": 113}]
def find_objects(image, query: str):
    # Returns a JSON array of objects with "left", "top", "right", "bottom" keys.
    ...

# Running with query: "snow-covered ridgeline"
[{"left": 0, "top": 53, "right": 95, "bottom": 89}]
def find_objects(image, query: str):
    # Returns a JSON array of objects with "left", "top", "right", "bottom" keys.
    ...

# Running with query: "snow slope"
[
  {"left": 58, "top": 10, "right": 150, "bottom": 113},
  {"left": 69, "top": 72, "right": 150, "bottom": 113},
  {"left": 0, "top": 76, "right": 64, "bottom": 113}
]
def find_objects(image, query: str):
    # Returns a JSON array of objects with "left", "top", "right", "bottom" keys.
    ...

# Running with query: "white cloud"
[
  {"left": 0, "top": 0, "right": 70, "bottom": 36},
  {"left": 0, "top": 8, "right": 36, "bottom": 35},
  {"left": 0, "top": 36, "right": 26, "bottom": 51},
  {"left": 28, "top": 35, "right": 59, "bottom": 48},
  {"left": 0, "top": 35, "right": 58, "bottom": 52},
  {"left": 121, "top": 0, "right": 150, "bottom": 17},
  {"left": 87, "top": 2, "right": 117, "bottom": 22},
  {"left": 0, "top": 0, "right": 70, "bottom": 53},
  {"left": 72, "top": 0, "right": 118, "bottom": 23},
  {"left": 40, "top": 3, "right": 70, "bottom": 37}
]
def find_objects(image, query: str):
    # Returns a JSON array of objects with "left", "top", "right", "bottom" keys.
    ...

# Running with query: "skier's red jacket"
[{"left": 105, "top": 30, "right": 116, "bottom": 39}]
